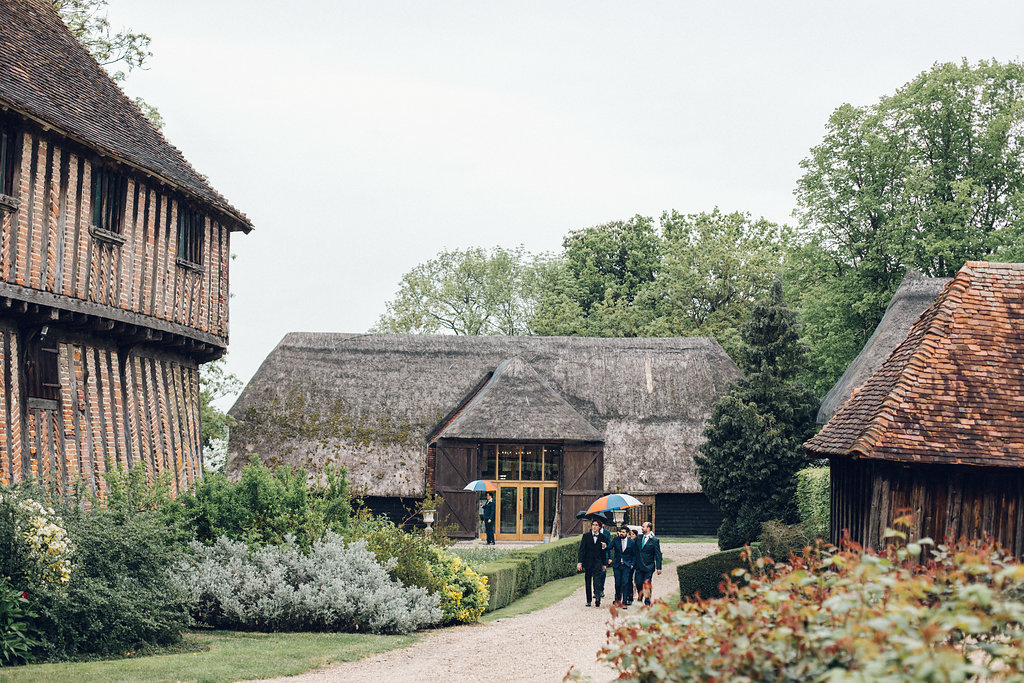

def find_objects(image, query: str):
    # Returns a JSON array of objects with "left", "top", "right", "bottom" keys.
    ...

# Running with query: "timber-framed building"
[
  {"left": 229, "top": 334, "right": 740, "bottom": 540},
  {"left": 807, "top": 262, "right": 1024, "bottom": 554},
  {"left": 0, "top": 0, "right": 251, "bottom": 493}
]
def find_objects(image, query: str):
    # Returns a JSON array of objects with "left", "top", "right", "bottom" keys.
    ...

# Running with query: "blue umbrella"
[{"left": 463, "top": 479, "right": 497, "bottom": 492}]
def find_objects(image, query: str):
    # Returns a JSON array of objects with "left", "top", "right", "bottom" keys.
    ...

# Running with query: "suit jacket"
[
  {"left": 636, "top": 534, "right": 662, "bottom": 572},
  {"left": 612, "top": 536, "right": 637, "bottom": 569},
  {"left": 482, "top": 499, "right": 495, "bottom": 523},
  {"left": 578, "top": 531, "right": 609, "bottom": 571}
]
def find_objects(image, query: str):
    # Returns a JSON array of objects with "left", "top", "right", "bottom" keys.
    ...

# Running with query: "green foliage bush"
[
  {"left": 612, "top": 528, "right": 1024, "bottom": 681},
  {"left": 179, "top": 455, "right": 351, "bottom": 548},
  {"left": 795, "top": 466, "right": 829, "bottom": 539},
  {"left": 0, "top": 576, "right": 40, "bottom": 666},
  {"left": 757, "top": 520, "right": 811, "bottom": 561},
  {"left": 676, "top": 544, "right": 762, "bottom": 600},
  {"left": 477, "top": 538, "right": 578, "bottom": 612},
  {"left": 349, "top": 511, "right": 487, "bottom": 625},
  {"left": 174, "top": 534, "right": 441, "bottom": 634}
]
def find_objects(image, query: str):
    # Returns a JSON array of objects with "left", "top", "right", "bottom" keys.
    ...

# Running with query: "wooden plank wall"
[
  {"left": 0, "top": 326, "right": 202, "bottom": 496},
  {"left": 0, "top": 129, "right": 229, "bottom": 338},
  {"left": 831, "top": 458, "right": 1024, "bottom": 555}
]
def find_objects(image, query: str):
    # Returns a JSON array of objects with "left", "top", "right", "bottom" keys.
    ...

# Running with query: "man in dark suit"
[
  {"left": 577, "top": 519, "right": 609, "bottom": 607},
  {"left": 611, "top": 525, "right": 637, "bottom": 607},
  {"left": 634, "top": 521, "right": 662, "bottom": 605},
  {"left": 482, "top": 492, "right": 495, "bottom": 545}
]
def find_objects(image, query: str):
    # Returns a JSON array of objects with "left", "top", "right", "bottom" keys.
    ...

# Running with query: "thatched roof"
[
  {"left": 229, "top": 333, "right": 741, "bottom": 497},
  {"left": 806, "top": 262, "right": 1024, "bottom": 467},
  {"left": 431, "top": 356, "right": 602, "bottom": 442},
  {"left": 0, "top": 0, "right": 251, "bottom": 231},
  {"left": 817, "top": 271, "right": 949, "bottom": 423}
]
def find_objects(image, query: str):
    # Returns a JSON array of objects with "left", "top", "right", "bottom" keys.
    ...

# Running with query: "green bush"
[
  {"left": 757, "top": 520, "right": 811, "bottom": 561},
  {"left": 676, "top": 544, "right": 762, "bottom": 600},
  {"left": 607, "top": 529, "right": 1024, "bottom": 681},
  {"left": 179, "top": 455, "right": 351, "bottom": 548},
  {"left": 477, "top": 538, "right": 578, "bottom": 612},
  {"left": 29, "top": 504, "right": 190, "bottom": 661},
  {"left": 0, "top": 576, "right": 40, "bottom": 666},
  {"left": 795, "top": 466, "right": 829, "bottom": 539}
]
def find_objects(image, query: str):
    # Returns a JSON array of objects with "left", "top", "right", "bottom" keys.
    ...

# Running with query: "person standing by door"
[
  {"left": 634, "top": 521, "right": 662, "bottom": 605},
  {"left": 482, "top": 492, "right": 495, "bottom": 545},
  {"left": 577, "top": 519, "right": 609, "bottom": 607}
]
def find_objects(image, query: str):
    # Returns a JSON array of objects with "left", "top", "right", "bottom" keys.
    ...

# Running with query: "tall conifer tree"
[{"left": 695, "top": 282, "right": 818, "bottom": 549}]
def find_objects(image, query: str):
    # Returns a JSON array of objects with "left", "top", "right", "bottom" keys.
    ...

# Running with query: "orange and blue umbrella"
[
  {"left": 587, "top": 493, "right": 642, "bottom": 514},
  {"left": 463, "top": 479, "right": 497, "bottom": 492}
]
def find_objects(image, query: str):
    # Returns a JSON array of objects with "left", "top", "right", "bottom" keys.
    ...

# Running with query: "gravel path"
[{"left": 252, "top": 542, "right": 717, "bottom": 683}]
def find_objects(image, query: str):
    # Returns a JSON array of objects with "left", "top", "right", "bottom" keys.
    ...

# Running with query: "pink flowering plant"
[{"left": 600, "top": 516, "right": 1024, "bottom": 682}]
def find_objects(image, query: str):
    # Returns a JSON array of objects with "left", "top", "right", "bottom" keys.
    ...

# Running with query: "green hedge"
[
  {"left": 676, "top": 543, "right": 762, "bottom": 600},
  {"left": 796, "top": 466, "right": 830, "bottom": 539},
  {"left": 477, "top": 538, "right": 579, "bottom": 612}
]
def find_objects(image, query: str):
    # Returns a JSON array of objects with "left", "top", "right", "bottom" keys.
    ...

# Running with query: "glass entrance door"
[{"left": 494, "top": 483, "right": 553, "bottom": 541}]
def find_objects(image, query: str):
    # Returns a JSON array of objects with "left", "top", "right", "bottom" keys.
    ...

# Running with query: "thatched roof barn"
[
  {"left": 230, "top": 333, "right": 741, "bottom": 538},
  {"left": 806, "top": 262, "right": 1024, "bottom": 553},
  {"left": 817, "top": 271, "right": 949, "bottom": 423}
]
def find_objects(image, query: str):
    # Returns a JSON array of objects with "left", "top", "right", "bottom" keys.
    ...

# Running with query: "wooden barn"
[
  {"left": 0, "top": 1, "right": 251, "bottom": 494},
  {"left": 806, "top": 262, "right": 1024, "bottom": 553},
  {"left": 229, "top": 334, "right": 741, "bottom": 540}
]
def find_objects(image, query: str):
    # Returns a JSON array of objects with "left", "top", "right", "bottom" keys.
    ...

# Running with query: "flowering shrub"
[
  {"left": 0, "top": 577, "right": 39, "bottom": 666},
  {"left": 429, "top": 551, "right": 488, "bottom": 624},
  {"left": 602, "top": 525, "right": 1024, "bottom": 681},
  {"left": 173, "top": 534, "right": 441, "bottom": 634},
  {"left": 15, "top": 499, "right": 72, "bottom": 586}
]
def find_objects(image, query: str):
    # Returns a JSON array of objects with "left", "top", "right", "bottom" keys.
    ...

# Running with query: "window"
[
  {"left": 90, "top": 164, "right": 128, "bottom": 234},
  {"left": 0, "top": 118, "right": 17, "bottom": 200},
  {"left": 177, "top": 203, "right": 204, "bottom": 265},
  {"left": 25, "top": 329, "right": 60, "bottom": 402}
]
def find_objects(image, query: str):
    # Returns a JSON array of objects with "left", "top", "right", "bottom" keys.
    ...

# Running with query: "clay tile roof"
[
  {"left": 806, "top": 262, "right": 1024, "bottom": 467},
  {"left": 0, "top": 0, "right": 251, "bottom": 232},
  {"left": 817, "top": 271, "right": 950, "bottom": 424}
]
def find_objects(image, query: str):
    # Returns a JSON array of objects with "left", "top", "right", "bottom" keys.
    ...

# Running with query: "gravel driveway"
[{"left": 251, "top": 542, "right": 717, "bottom": 683}]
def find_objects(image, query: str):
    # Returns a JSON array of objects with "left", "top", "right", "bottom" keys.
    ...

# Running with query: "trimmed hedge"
[
  {"left": 677, "top": 543, "right": 762, "bottom": 600},
  {"left": 477, "top": 538, "right": 579, "bottom": 612}
]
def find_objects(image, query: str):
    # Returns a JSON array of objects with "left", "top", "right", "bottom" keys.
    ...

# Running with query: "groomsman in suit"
[
  {"left": 634, "top": 521, "right": 662, "bottom": 605},
  {"left": 482, "top": 492, "right": 495, "bottom": 545},
  {"left": 611, "top": 525, "right": 637, "bottom": 607},
  {"left": 577, "top": 519, "right": 610, "bottom": 607}
]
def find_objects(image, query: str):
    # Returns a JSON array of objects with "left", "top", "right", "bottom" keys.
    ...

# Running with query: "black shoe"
[
  {"left": 585, "top": 602, "right": 592, "bottom": 607},
  {"left": 595, "top": 600, "right": 601, "bottom": 607}
]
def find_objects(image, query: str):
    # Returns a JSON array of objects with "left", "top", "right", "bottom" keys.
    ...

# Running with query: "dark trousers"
[
  {"left": 584, "top": 567, "right": 606, "bottom": 604},
  {"left": 484, "top": 519, "right": 494, "bottom": 544},
  {"left": 635, "top": 568, "right": 653, "bottom": 604},
  {"left": 613, "top": 565, "right": 632, "bottom": 603},
  {"left": 626, "top": 567, "right": 635, "bottom": 603}
]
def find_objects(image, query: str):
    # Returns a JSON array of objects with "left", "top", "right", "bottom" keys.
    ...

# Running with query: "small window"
[
  {"left": 25, "top": 331, "right": 60, "bottom": 402},
  {"left": 0, "top": 118, "right": 17, "bottom": 198},
  {"left": 177, "top": 204, "right": 204, "bottom": 265},
  {"left": 91, "top": 164, "right": 128, "bottom": 234}
]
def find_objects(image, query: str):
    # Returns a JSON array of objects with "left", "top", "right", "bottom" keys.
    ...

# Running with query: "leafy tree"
[
  {"left": 641, "top": 209, "right": 793, "bottom": 358},
  {"left": 373, "top": 246, "right": 539, "bottom": 335},
  {"left": 532, "top": 215, "right": 661, "bottom": 337},
  {"left": 53, "top": 0, "right": 163, "bottom": 129},
  {"left": 792, "top": 59, "right": 1024, "bottom": 393},
  {"left": 200, "top": 355, "right": 242, "bottom": 472},
  {"left": 695, "top": 282, "right": 818, "bottom": 549}
]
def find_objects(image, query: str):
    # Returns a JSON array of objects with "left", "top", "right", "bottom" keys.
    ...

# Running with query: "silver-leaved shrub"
[{"left": 173, "top": 534, "right": 441, "bottom": 634}]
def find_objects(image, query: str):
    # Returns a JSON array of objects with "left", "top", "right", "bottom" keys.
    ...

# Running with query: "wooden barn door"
[
  {"left": 434, "top": 440, "right": 478, "bottom": 539},
  {"left": 559, "top": 443, "right": 604, "bottom": 538}
]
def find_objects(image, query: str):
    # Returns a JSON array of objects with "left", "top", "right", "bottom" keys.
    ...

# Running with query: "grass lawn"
[{"left": 0, "top": 630, "right": 418, "bottom": 683}]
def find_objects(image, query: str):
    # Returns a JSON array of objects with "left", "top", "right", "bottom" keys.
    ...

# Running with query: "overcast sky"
[{"left": 103, "top": 0, "right": 1024, "bottom": 404}]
